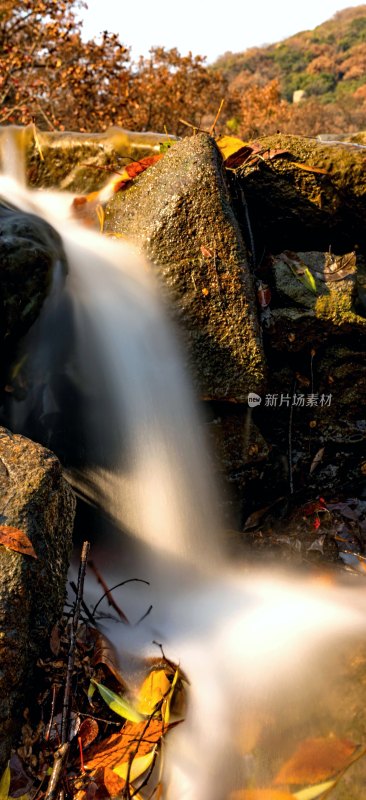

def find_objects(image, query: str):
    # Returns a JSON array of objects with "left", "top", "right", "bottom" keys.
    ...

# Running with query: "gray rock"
[
  {"left": 104, "top": 133, "right": 265, "bottom": 401},
  {"left": 0, "top": 427, "right": 75, "bottom": 770}
]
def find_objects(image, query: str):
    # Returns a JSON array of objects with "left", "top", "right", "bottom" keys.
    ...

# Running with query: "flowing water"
[{"left": 1, "top": 151, "right": 366, "bottom": 799}]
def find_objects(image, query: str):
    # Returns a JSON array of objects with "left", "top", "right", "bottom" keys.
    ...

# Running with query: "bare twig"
[
  {"left": 61, "top": 541, "right": 90, "bottom": 745},
  {"left": 209, "top": 98, "right": 225, "bottom": 136},
  {"left": 91, "top": 574, "right": 150, "bottom": 621},
  {"left": 44, "top": 742, "right": 70, "bottom": 800}
]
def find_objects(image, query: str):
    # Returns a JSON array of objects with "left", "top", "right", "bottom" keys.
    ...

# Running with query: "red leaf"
[{"left": 0, "top": 525, "right": 37, "bottom": 558}]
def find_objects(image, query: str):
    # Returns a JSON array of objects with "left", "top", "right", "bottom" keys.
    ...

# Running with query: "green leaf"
[
  {"left": 87, "top": 681, "right": 96, "bottom": 701},
  {"left": 92, "top": 680, "right": 143, "bottom": 723},
  {"left": 294, "top": 781, "right": 336, "bottom": 800},
  {"left": 113, "top": 747, "right": 157, "bottom": 782},
  {"left": 303, "top": 267, "right": 317, "bottom": 294},
  {"left": 0, "top": 763, "right": 10, "bottom": 800}
]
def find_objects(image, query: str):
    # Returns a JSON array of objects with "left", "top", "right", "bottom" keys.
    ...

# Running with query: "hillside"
[{"left": 212, "top": 6, "right": 366, "bottom": 137}]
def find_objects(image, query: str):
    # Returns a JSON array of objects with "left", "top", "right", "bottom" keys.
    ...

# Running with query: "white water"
[{"left": 1, "top": 171, "right": 366, "bottom": 799}]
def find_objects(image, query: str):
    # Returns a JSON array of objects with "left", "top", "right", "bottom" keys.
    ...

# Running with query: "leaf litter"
[{"left": 8, "top": 541, "right": 366, "bottom": 800}]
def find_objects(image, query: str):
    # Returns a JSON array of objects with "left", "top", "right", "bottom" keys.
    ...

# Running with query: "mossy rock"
[
  {"left": 0, "top": 125, "right": 175, "bottom": 194},
  {"left": 238, "top": 134, "right": 366, "bottom": 253},
  {"left": 104, "top": 133, "right": 266, "bottom": 401},
  {"left": 0, "top": 427, "right": 75, "bottom": 770}
]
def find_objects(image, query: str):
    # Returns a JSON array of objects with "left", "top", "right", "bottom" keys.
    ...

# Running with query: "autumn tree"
[
  {"left": 0, "top": 1, "right": 225, "bottom": 134},
  {"left": 128, "top": 47, "right": 225, "bottom": 136},
  {"left": 0, "top": 0, "right": 135, "bottom": 130}
]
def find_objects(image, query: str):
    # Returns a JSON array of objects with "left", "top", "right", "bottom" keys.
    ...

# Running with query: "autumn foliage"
[
  {"left": 1, "top": 2, "right": 366, "bottom": 140},
  {"left": 0, "top": 0, "right": 224, "bottom": 133}
]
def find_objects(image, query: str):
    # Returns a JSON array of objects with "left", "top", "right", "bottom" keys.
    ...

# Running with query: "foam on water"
[{"left": 1, "top": 155, "right": 366, "bottom": 799}]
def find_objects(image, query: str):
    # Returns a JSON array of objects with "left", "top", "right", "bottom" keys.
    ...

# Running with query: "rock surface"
[
  {"left": 0, "top": 427, "right": 75, "bottom": 770},
  {"left": 104, "top": 133, "right": 266, "bottom": 401},
  {"left": 0, "top": 125, "right": 175, "bottom": 193},
  {"left": 0, "top": 203, "right": 65, "bottom": 370},
  {"left": 238, "top": 133, "right": 366, "bottom": 253}
]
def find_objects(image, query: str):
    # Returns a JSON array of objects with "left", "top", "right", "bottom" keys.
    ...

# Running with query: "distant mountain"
[{"left": 212, "top": 6, "right": 366, "bottom": 105}]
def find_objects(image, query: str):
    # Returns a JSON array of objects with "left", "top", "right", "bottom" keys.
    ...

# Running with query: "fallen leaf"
[
  {"left": 92, "top": 681, "right": 143, "bottom": 723},
  {"left": 137, "top": 669, "right": 172, "bottom": 717},
  {"left": 0, "top": 526, "right": 37, "bottom": 558},
  {"left": 113, "top": 746, "right": 156, "bottom": 781},
  {"left": 216, "top": 135, "right": 250, "bottom": 160},
  {"left": 78, "top": 718, "right": 99, "bottom": 749},
  {"left": 309, "top": 448, "right": 325, "bottom": 474},
  {"left": 90, "top": 628, "right": 128, "bottom": 689},
  {"left": 8, "top": 754, "right": 34, "bottom": 799},
  {"left": 84, "top": 719, "right": 165, "bottom": 776},
  {"left": 274, "top": 737, "right": 359, "bottom": 785},
  {"left": 290, "top": 162, "right": 328, "bottom": 175},
  {"left": 294, "top": 781, "right": 336, "bottom": 800}
]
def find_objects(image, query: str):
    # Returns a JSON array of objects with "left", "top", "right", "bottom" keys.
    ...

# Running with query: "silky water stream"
[{"left": 2, "top": 171, "right": 366, "bottom": 799}]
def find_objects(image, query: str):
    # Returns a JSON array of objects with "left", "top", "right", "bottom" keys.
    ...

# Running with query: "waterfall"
[{"left": 1, "top": 170, "right": 366, "bottom": 800}]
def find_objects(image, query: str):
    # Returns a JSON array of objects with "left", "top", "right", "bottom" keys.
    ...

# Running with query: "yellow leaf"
[
  {"left": 216, "top": 135, "right": 250, "bottom": 161},
  {"left": 162, "top": 668, "right": 179, "bottom": 725},
  {"left": 137, "top": 670, "right": 172, "bottom": 716},
  {"left": 294, "top": 781, "right": 336, "bottom": 800},
  {"left": 113, "top": 746, "right": 156, "bottom": 782},
  {"left": 0, "top": 764, "right": 10, "bottom": 800}
]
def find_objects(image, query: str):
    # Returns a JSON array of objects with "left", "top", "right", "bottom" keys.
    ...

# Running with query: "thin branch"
[{"left": 61, "top": 541, "right": 90, "bottom": 745}]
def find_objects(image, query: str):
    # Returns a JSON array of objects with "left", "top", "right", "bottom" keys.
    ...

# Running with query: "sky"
[{"left": 78, "top": 0, "right": 365, "bottom": 64}]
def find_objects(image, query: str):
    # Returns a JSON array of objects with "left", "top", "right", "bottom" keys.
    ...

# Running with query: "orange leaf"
[
  {"left": 274, "top": 737, "right": 359, "bottom": 785},
  {"left": 124, "top": 154, "right": 162, "bottom": 181},
  {"left": 0, "top": 525, "right": 37, "bottom": 558},
  {"left": 84, "top": 719, "right": 165, "bottom": 774}
]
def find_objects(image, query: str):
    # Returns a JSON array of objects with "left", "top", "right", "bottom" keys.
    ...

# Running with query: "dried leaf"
[
  {"left": 78, "top": 718, "right": 99, "bottom": 749},
  {"left": 0, "top": 526, "right": 37, "bottom": 558},
  {"left": 294, "top": 781, "right": 336, "bottom": 800},
  {"left": 84, "top": 719, "right": 165, "bottom": 774},
  {"left": 90, "top": 628, "right": 128, "bottom": 689},
  {"left": 113, "top": 746, "right": 156, "bottom": 781},
  {"left": 309, "top": 448, "right": 325, "bottom": 474},
  {"left": 290, "top": 162, "right": 328, "bottom": 175},
  {"left": 8, "top": 754, "right": 33, "bottom": 798},
  {"left": 92, "top": 680, "right": 143, "bottom": 723},
  {"left": 274, "top": 737, "right": 359, "bottom": 785}
]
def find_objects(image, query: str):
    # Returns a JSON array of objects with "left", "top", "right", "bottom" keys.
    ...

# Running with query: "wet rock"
[
  {"left": 238, "top": 133, "right": 366, "bottom": 253},
  {"left": 0, "top": 203, "right": 65, "bottom": 362},
  {"left": 0, "top": 125, "right": 175, "bottom": 193},
  {"left": 104, "top": 133, "right": 265, "bottom": 401},
  {"left": 269, "top": 250, "right": 366, "bottom": 350},
  {"left": 0, "top": 427, "right": 75, "bottom": 770}
]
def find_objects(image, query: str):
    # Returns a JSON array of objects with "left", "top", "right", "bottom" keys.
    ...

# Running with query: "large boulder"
[
  {"left": 104, "top": 133, "right": 266, "bottom": 401},
  {"left": 0, "top": 427, "right": 75, "bottom": 770}
]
